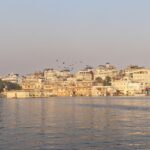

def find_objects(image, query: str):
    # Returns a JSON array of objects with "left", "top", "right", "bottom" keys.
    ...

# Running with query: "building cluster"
[{"left": 1, "top": 63, "right": 150, "bottom": 98}]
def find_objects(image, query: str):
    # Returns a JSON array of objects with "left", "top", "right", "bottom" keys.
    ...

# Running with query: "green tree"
[
  {"left": 0, "top": 79, "right": 5, "bottom": 92},
  {"left": 95, "top": 77, "right": 103, "bottom": 83},
  {"left": 4, "top": 82, "right": 22, "bottom": 91},
  {"left": 103, "top": 76, "right": 111, "bottom": 86}
]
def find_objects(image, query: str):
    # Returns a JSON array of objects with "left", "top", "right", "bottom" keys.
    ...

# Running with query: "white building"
[
  {"left": 124, "top": 65, "right": 144, "bottom": 76},
  {"left": 1, "top": 73, "right": 22, "bottom": 85},
  {"left": 92, "top": 85, "right": 115, "bottom": 96},
  {"left": 131, "top": 69, "right": 150, "bottom": 83},
  {"left": 112, "top": 78, "right": 144, "bottom": 96},
  {"left": 59, "top": 69, "right": 71, "bottom": 78},
  {"left": 75, "top": 68, "right": 94, "bottom": 81},
  {"left": 94, "top": 63, "right": 118, "bottom": 80},
  {"left": 44, "top": 69, "right": 60, "bottom": 81}
]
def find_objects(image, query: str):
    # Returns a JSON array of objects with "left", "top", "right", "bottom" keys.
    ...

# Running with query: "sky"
[{"left": 0, "top": 0, "right": 150, "bottom": 75}]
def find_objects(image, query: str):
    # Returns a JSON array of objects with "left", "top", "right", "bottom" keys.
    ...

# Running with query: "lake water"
[{"left": 0, "top": 97, "right": 150, "bottom": 150}]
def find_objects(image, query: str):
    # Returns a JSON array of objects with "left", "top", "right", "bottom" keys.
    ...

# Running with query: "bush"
[
  {"left": 4, "top": 82, "right": 22, "bottom": 91},
  {"left": 103, "top": 76, "right": 111, "bottom": 86}
]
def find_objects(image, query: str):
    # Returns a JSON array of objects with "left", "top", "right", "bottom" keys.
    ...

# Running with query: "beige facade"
[
  {"left": 112, "top": 79, "right": 144, "bottom": 96},
  {"left": 94, "top": 63, "right": 118, "bottom": 80},
  {"left": 75, "top": 81, "right": 93, "bottom": 96},
  {"left": 44, "top": 69, "right": 59, "bottom": 81},
  {"left": 92, "top": 86, "right": 115, "bottom": 96},
  {"left": 22, "top": 80, "right": 43, "bottom": 90},
  {"left": 6, "top": 91, "right": 30, "bottom": 99},
  {"left": 75, "top": 87, "right": 91, "bottom": 96},
  {"left": 59, "top": 70, "right": 71, "bottom": 78},
  {"left": 75, "top": 70, "right": 94, "bottom": 81},
  {"left": 131, "top": 69, "right": 150, "bottom": 83},
  {"left": 57, "top": 87, "right": 71, "bottom": 96},
  {"left": 43, "top": 82, "right": 58, "bottom": 96},
  {"left": 124, "top": 65, "right": 144, "bottom": 76},
  {"left": 3, "top": 64, "right": 150, "bottom": 98},
  {"left": 1, "top": 73, "right": 22, "bottom": 84}
]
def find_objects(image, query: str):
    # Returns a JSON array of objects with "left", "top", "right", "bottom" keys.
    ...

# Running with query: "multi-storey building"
[
  {"left": 75, "top": 68, "right": 94, "bottom": 81},
  {"left": 112, "top": 78, "right": 144, "bottom": 96},
  {"left": 44, "top": 69, "right": 59, "bottom": 81},
  {"left": 1, "top": 73, "right": 22, "bottom": 85},
  {"left": 94, "top": 63, "right": 118, "bottom": 80}
]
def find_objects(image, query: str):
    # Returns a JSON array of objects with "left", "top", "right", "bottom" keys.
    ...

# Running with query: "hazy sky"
[{"left": 0, "top": 0, "right": 150, "bottom": 74}]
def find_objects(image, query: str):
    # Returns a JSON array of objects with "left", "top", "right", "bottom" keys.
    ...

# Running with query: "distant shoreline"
[{"left": 1, "top": 95, "right": 150, "bottom": 100}]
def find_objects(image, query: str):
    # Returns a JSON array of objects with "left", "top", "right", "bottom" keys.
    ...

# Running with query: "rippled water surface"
[{"left": 0, "top": 97, "right": 150, "bottom": 150}]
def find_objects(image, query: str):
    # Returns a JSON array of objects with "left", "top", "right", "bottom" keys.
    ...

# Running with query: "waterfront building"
[
  {"left": 57, "top": 86, "right": 72, "bottom": 96},
  {"left": 22, "top": 77, "right": 44, "bottom": 91},
  {"left": 75, "top": 86, "right": 92, "bottom": 96},
  {"left": 130, "top": 69, "right": 150, "bottom": 83},
  {"left": 75, "top": 81, "right": 93, "bottom": 96},
  {"left": 43, "top": 81, "right": 58, "bottom": 96},
  {"left": 1, "top": 73, "right": 22, "bottom": 85},
  {"left": 112, "top": 78, "right": 144, "bottom": 96},
  {"left": 92, "top": 85, "right": 115, "bottom": 96},
  {"left": 6, "top": 90, "right": 30, "bottom": 98},
  {"left": 123, "top": 66, "right": 150, "bottom": 85},
  {"left": 2, "top": 64, "right": 150, "bottom": 98}
]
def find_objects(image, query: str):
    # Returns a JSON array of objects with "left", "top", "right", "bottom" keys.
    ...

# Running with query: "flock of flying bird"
[{"left": 55, "top": 59, "right": 90, "bottom": 72}]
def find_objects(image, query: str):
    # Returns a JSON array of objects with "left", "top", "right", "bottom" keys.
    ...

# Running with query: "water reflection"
[{"left": 0, "top": 97, "right": 150, "bottom": 150}]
